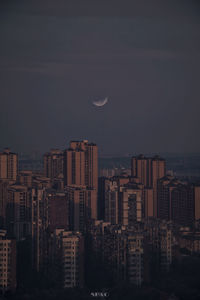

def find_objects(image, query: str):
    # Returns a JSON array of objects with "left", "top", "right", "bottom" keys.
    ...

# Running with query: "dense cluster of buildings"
[{"left": 0, "top": 144, "right": 200, "bottom": 293}]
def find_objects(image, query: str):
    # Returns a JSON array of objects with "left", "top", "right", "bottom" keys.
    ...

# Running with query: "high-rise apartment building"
[
  {"left": 103, "top": 176, "right": 154, "bottom": 223},
  {"left": 0, "top": 179, "right": 15, "bottom": 228},
  {"left": 0, "top": 230, "right": 16, "bottom": 293},
  {"left": 131, "top": 155, "right": 152, "bottom": 187},
  {"left": 144, "top": 219, "right": 173, "bottom": 273},
  {"left": 171, "top": 185, "right": 194, "bottom": 226},
  {"left": 63, "top": 140, "right": 98, "bottom": 225},
  {"left": 6, "top": 185, "right": 31, "bottom": 240},
  {"left": 64, "top": 148, "right": 85, "bottom": 186},
  {"left": 0, "top": 149, "right": 18, "bottom": 181},
  {"left": 143, "top": 188, "right": 154, "bottom": 218},
  {"left": 131, "top": 155, "right": 166, "bottom": 217},
  {"left": 157, "top": 176, "right": 180, "bottom": 221},
  {"left": 64, "top": 140, "right": 98, "bottom": 191},
  {"left": 157, "top": 176, "right": 200, "bottom": 226},
  {"left": 46, "top": 190, "right": 69, "bottom": 232},
  {"left": 90, "top": 223, "right": 144, "bottom": 286},
  {"left": 53, "top": 230, "right": 84, "bottom": 288},
  {"left": 151, "top": 156, "right": 166, "bottom": 217},
  {"left": 105, "top": 179, "right": 119, "bottom": 224},
  {"left": 43, "top": 149, "right": 64, "bottom": 179},
  {"left": 66, "top": 185, "right": 97, "bottom": 232},
  {"left": 30, "top": 187, "right": 48, "bottom": 271},
  {"left": 126, "top": 230, "right": 144, "bottom": 286},
  {"left": 119, "top": 185, "right": 142, "bottom": 225}
]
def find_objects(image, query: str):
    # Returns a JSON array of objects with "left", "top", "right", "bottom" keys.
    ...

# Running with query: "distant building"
[
  {"left": 103, "top": 176, "right": 154, "bottom": 223},
  {"left": 32, "top": 175, "right": 52, "bottom": 189},
  {"left": 157, "top": 176, "right": 200, "bottom": 226},
  {"left": 98, "top": 177, "right": 106, "bottom": 220},
  {"left": 178, "top": 231, "right": 200, "bottom": 254},
  {"left": 131, "top": 155, "right": 152, "bottom": 187},
  {"left": 46, "top": 190, "right": 69, "bottom": 232},
  {"left": 126, "top": 230, "right": 144, "bottom": 286},
  {"left": 64, "top": 140, "right": 98, "bottom": 192},
  {"left": 52, "top": 230, "right": 84, "bottom": 288},
  {"left": 144, "top": 219, "right": 173, "bottom": 272},
  {"left": 119, "top": 185, "right": 142, "bottom": 225},
  {"left": 171, "top": 185, "right": 194, "bottom": 226},
  {"left": 105, "top": 179, "right": 119, "bottom": 224},
  {"left": 0, "top": 148, "right": 18, "bottom": 181},
  {"left": 194, "top": 186, "right": 200, "bottom": 221},
  {"left": 18, "top": 170, "right": 33, "bottom": 187},
  {"left": 64, "top": 147, "right": 85, "bottom": 186},
  {"left": 143, "top": 188, "right": 154, "bottom": 218},
  {"left": 63, "top": 140, "right": 98, "bottom": 223},
  {"left": 43, "top": 149, "right": 64, "bottom": 179},
  {"left": 30, "top": 187, "right": 48, "bottom": 271},
  {"left": 0, "top": 179, "right": 15, "bottom": 228},
  {"left": 6, "top": 185, "right": 31, "bottom": 240},
  {"left": 66, "top": 185, "right": 97, "bottom": 232},
  {"left": 90, "top": 222, "right": 144, "bottom": 286},
  {"left": 157, "top": 176, "right": 180, "bottom": 221},
  {"left": 131, "top": 155, "right": 166, "bottom": 217},
  {"left": 0, "top": 230, "right": 16, "bottom": 293},
  {"left": 99, "top": 168, "right": 131, "bottom": 178}
]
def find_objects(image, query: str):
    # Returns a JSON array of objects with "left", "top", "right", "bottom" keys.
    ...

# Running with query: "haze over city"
[
  {"left": 1, "top": 1, "right": 200, "bottom": 298},
  {"left": 1, "top": 0, "right": 200, "bottom": 155}
]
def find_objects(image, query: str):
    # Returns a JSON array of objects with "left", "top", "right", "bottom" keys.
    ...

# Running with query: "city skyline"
[
  {"left": 1, "top": 139, "right": 200, "bottom": 298},
  {"left": 1, "top": 0, "right": 200, "bottom": 155},
  {"left": 1, "top": 0, "right": 200, "bottom": 298}
]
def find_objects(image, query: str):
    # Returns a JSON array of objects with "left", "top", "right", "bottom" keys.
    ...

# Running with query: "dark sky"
[{"left": 0, "top": 0, "right": 200, "bottom": 156}]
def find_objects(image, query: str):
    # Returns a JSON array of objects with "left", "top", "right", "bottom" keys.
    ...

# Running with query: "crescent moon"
[{"left": 93, "top": 97, "right": 108, "bottom": 107}]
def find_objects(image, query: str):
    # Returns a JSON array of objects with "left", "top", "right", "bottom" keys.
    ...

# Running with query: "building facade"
[
  {"left": 0, "top": 230, "right": 16, "bottom": 293},
  {"left": 0, "top": 149, "right": 18, "bottom": 181},
  {"left": 52, "top": 230, "right": 84, "bottom": 288}
]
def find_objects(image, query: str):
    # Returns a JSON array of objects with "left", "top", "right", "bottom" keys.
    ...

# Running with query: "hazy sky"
[{"left": 0, "top": 0, "right": 200, "bottom": 155}]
